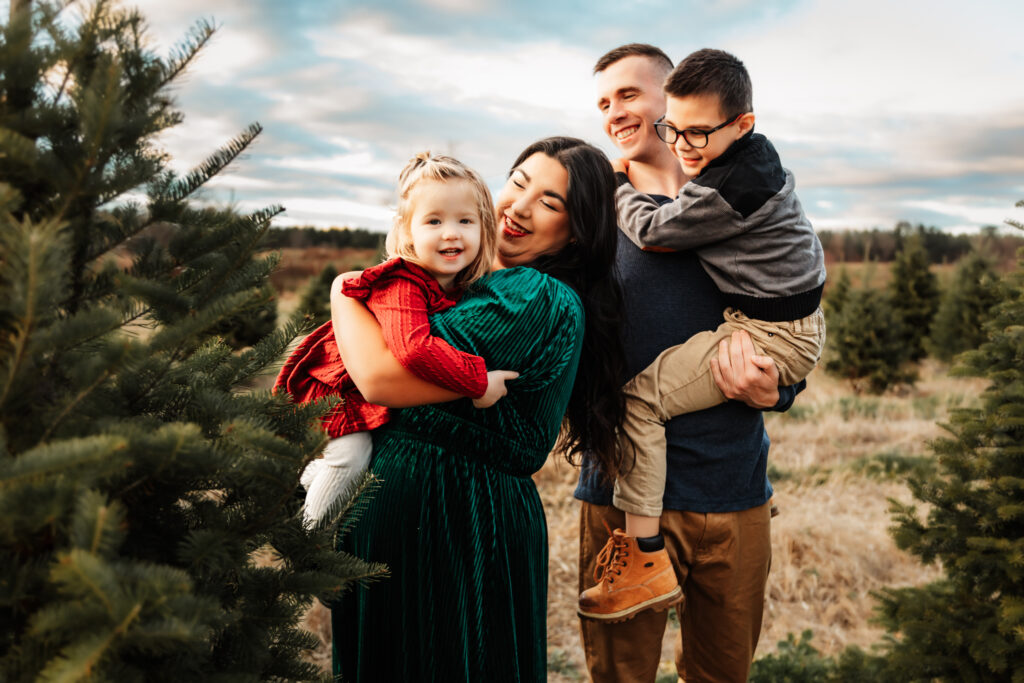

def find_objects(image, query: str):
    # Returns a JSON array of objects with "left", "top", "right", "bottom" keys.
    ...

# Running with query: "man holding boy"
[{"left": 575, "top": 44, "right": 806, "bottom": 682}]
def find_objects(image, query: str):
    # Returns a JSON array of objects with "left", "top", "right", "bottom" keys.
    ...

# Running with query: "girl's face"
[
  {"left": 494, "top": 153, "right": 571, "bottom": 268},
  {"left": 406, "top": 178, "right": 483, "bottom": 290}
]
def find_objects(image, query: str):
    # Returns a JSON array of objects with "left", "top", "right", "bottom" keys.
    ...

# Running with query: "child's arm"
[
  {"left": 472, "top": 370, "right": 520, "bottom": 409},
  {"left": 331, "top": 276, "right": 461, "bottom": 408},
  {"left": 367, "top": 279, "right": 490, "bottom": 399},
  {"left": 615, "top": 175, "right": 752, "bottom": 252}
]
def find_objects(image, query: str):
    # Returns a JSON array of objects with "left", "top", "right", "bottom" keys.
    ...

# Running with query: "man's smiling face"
[{"left": 596, "top": 55, "right": 669, "bottom": 164}]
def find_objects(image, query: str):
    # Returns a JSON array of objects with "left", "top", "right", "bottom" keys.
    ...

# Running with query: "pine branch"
[
  {"left": 0, "top": 126, "right": 40, "bottom": 166},
  {"left": 0, "top": 434, "right": 128, "bottom": 490},
  {"left": 160, "top": 123, "right": 264, "bottom": 204},
  {"left": 0, "top": 213, "right": 70, "bottom": 412},
  {"left": 213, "top": 311, "right": 314, "bottom": 388},
  {"left": 188, "top": 207, "right": 283, "bottom": 309},
  {"left": 157, "top": 18, "right": 216, "bottom": 91},
  {"left": 38, "top": 342, "right": 128, "bottom": 443}
]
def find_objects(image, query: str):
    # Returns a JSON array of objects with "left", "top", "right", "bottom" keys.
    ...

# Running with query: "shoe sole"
[{"left": 577, "top": 585, "right": 683, "bottom": 623}]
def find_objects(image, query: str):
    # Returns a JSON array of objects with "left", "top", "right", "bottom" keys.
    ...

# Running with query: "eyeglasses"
[{"left": 654, "top": 114, "right": 743, "bottom": 148}]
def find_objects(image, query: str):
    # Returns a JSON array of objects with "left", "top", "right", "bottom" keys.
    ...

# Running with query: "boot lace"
[{"left": 593, "top": 533, "right": 629, "bottom": 585}]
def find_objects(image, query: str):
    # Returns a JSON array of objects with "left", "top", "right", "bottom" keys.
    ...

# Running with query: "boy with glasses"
[{"left": 579, "top": 48, "right": 825, "bottom": 624}]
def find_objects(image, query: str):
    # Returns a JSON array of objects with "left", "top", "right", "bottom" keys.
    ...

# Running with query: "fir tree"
[
  {"left": 927, "top": 250, "right": 1003, "bottom": 362},
  {"left": 297, "top": 264, "right": 339, "bottom": 327},
  {"left": 889, "top": 231, "right": 940, "bottom": 361},
  {"left": 824, "top": 286, "right": 915, "bottom": 393},
  {"left": 0, "top": 2, "right": 384, "bottom": 680},
  {"left": 824, "top": 266, "right": 852, "bottom": 328},
  {"left": 876, "top": 202, "right": 1024, "bottom": 680},
  {"left": 213, "top": 285, "right": 279, "bottom": 350}
]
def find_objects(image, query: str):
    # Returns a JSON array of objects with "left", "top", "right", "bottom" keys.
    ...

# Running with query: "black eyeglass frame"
[{"left": 654, "top": 113, "right": 744, "bottom": 148}]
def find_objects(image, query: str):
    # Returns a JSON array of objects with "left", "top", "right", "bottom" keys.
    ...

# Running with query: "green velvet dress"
[{"left": 332, "top": 267, "right": 584, "bottom": 682}]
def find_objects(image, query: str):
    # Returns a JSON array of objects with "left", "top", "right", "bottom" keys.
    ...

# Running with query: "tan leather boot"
[{"left": 578, "top": 529, "right": 682, "bottom": 622}]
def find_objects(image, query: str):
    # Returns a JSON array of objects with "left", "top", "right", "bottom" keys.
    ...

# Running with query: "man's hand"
[
  {"left": 709, "top": 330, "right": 780, "bottom": 409},
  {"left": 472, "top": 370, "right": 519, "bottom": 409},
  {"left": 610, "top": 157, "right": 628, "bottom": 174}
]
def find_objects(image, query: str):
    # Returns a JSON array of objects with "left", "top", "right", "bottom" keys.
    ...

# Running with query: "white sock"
[{"left": 302, "top": 432, "right": 373, "bottom": 528}]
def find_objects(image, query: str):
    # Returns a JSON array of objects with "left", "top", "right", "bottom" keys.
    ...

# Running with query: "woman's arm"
[{"left": 330, "top": 273, "right": 461, "bottom": 408}]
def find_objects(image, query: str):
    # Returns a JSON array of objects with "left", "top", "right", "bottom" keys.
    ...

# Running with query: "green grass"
[{"left": 547, "top": 648, "right": 583, "bottom": 680}]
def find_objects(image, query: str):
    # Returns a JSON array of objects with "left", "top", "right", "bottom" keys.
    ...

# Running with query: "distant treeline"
[
  {"left": 264, "top": 222, "right": 1024, "bottom": 267},
  {"left": 263, "top": 226, "right": 385, "bottom": 250},
  {"left": 820, "top": 222, "right": 1023, "bottom": 265}
]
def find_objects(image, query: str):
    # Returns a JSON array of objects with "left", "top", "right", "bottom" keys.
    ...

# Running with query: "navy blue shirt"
[{"left": 574, "top": 227, "right": 802, "bottom": 513}]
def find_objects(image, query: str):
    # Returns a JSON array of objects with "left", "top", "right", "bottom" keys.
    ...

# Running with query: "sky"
[{"left": 105, "top": 0, "right": 1024, "bottom": 233}]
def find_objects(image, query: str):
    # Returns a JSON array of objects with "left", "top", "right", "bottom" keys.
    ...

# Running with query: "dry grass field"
[
  {"left": 265, "top": 246, "right": 380, "bottom": 292},
  {"left": 296, "top": 362, "right": 985, "bottom": 680},
  {"left": 271, "top": 249, "right": 991, "bottom": 677}
]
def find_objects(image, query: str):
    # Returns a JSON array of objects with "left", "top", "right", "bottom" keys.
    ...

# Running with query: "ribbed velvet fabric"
[{"left": 332, "top": 266, "right": 584, "bottom": 682}]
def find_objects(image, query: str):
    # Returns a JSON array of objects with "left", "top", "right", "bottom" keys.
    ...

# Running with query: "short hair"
[
  {"left": 387, "top": 151, "right": 497, "bottom": 290},
  {"left": 663, "top": 48, "right": 753, "bottom": 120},
  {"left": 593, "top": 43, "right": 672, "bottom": 75}
]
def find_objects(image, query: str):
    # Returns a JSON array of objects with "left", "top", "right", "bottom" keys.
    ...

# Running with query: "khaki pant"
[
  {"left": 614, "top": 307, "right": 825, "bottom": 517},
  {"left": 578, "top": 501, "right": 772, "bottom": 683}
]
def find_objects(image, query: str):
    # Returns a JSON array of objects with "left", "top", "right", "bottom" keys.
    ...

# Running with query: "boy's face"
[
  {"left": 595, "top": 55, "right": 669, "bottom": 163},
  {"left": 663, "top": 93, "right": 753, "bottom": 179}
]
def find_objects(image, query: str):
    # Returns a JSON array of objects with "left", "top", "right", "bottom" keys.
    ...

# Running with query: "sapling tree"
[
  {"left": 875, "top": 202, "right": 1024, "bottom": 680},
  {"left": 0, "top": 2, "right": 383, "bottom": 680}
]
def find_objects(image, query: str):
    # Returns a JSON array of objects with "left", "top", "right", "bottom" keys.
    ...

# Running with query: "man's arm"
[{"left": 709, "top": 329, "right": 805, "bottom": 410}]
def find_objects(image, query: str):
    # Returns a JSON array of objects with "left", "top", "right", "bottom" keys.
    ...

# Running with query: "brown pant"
[{"left": 578, "top": 501, "right": 772, "bottom": 682}]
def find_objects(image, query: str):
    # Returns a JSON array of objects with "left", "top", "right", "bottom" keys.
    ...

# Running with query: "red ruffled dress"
[{"left": 274, "top": 258, "right": 488, "bottom": 436}]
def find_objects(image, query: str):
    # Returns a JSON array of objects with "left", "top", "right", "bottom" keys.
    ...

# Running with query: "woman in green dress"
[{"left": 329, "top": 137, "right": 630, "bottom": 682}]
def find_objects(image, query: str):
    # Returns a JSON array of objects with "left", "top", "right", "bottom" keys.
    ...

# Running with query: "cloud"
[
  {"left": 106, "top": 0, "right": 1024, "bottom": 233},
  {"left": 730, "top": 0, "right": 1023, "bottom": 118},
  {"left": 903, "top": 198, "right": 1024, "bottom": 228},
  {"left": 133, "top": 0, "right": 276, "bottom": 85},
  {"left": 267, "top": 152, "right": 397, "bottom": 178},
  {"left": 156, "top": 114, "right": 252, "bottom": 171},
  {"left": 309, "top": 14, "right": 595, "bottom": 125},
  {"left": 416, "top": 0, "right": 494, "bottom": 12},
  {"left": 260, "top": 196, "right": 395, "bottom": 228},
  {"left": 205, "top": 174, "right": 287, "bottom": 191}
]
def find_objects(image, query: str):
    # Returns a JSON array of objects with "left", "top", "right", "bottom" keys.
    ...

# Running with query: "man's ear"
[{"left": 737, "top": 112, "right": 756, "bottom": 135}]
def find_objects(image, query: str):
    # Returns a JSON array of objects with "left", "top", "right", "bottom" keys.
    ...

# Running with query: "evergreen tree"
[
  {"left": 927, "top": 250, "right": 1003, "bottom": 362},
  {"left": 824, "top": 286, "right": 915, "bottom": 393},
  {"left": 297, "top": 264, "right": 339, "bottom": 327},
  {"left": 876, "top": 202, "right": 1024, "bottom": 680},
  {"left": 213, "top": 285, "right": 279, "bottom": 350},
  {"left": 888, "top": 232, "right": 940, "bottom": 361},
  {"left": 0, "top": 2, "right": 383, "bottom": 680},
  {"left": 823, "top": 266, "right": 852, "bottom": 328}
]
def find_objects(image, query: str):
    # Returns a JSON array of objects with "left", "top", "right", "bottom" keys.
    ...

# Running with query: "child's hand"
[
  {"left": 472, "top": 370, "right": 520, "bottom": 409},
  {"left": 610, "top": 158, "right": 629, "bottom": 174}
]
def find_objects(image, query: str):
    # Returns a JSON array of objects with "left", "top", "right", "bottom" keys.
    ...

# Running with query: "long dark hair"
[{"left": 510, "top": 137, "right": 628, "bottom": 479}]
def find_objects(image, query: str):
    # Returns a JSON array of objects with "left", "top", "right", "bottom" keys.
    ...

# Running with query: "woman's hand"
[
  {"left": 472, "top": 370, "right": 520, "bottom": 409},
  {"left": 330, "top": 272, "right": 461, "bottom": 407},
  {"left": 709, "top": 329, "right": 780, "bottom": 409}
]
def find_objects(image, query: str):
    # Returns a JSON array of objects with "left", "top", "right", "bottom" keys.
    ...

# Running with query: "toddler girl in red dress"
[{"left": 275, "top": 153, "right": 514, "bottom": 526}]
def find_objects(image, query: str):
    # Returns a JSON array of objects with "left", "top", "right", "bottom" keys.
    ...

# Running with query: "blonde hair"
[{"left": 385, "top": 151, "right": 497, "bottom": 290}]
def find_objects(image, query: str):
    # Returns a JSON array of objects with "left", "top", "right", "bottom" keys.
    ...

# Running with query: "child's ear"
[{"left": 738, "top": 112, "right": 756, "bottom": 135}]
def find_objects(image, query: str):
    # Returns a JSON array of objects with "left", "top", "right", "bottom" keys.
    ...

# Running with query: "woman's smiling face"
[{"left": 493, "top": 152, "right": 571, "bottom": 268}]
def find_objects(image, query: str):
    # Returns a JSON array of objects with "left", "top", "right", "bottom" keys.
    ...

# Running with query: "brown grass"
[
  {"left": 266, "top": 246, "right": 380, "bottom": 292},
  {"left": 273, "top": 242, "right": 987, "bottom": 678},
  {"left": 299, "top": 363, "right": 986, "bottom": 679}
]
